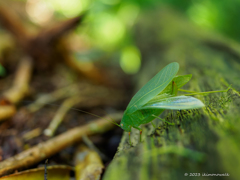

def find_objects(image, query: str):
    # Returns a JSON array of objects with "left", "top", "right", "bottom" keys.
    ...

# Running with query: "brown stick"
[
  {"left": 0, "top": 112, "right": 123, "bottom": 177},
  {"left": 0, "top": 56, "right": 33, "bottom": 121},
  {"left": 27, "top": 84, "right": 80, "bottom": 112},
  {"left": 3, "top": 56, "right": 33, "bottom": 104},
  {"left": 32, "top": 16, "right": 84, "bottom": 45},
  {"left": 0, "top": 1, "right": 29, "bottom": 48},
  {"left": 44, "top": 96, "right": 82, "bottom": 137},
  {"left": 65, "top": 55, "right": 119, "bottom": 87}
]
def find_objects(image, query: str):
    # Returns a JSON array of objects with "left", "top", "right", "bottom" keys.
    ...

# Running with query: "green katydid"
[
  {"left": 23, "top": 62, "right": 228, "bottom": 145},
  {"left": 118, "top": 62, "right": 229, "bottom": 144}
]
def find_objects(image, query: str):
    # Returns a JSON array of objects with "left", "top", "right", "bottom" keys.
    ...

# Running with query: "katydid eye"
[{"left": 121, "top": 123, "right": 123, "bottom": 126}]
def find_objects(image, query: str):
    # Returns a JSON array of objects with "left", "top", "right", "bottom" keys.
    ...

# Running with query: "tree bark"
[{"left": 103, "top": 7, "right": 240, "bottom": 180}]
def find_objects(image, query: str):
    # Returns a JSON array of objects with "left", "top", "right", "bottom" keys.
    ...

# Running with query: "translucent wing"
[
  {"left": 141, "top": 96, "right": 204, "bottom": 110},
  {"left": 146, "top": 93, "right": 173, "bottom": 105}
]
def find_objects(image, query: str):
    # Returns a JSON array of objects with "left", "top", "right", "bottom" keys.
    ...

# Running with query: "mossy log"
[{"left": 103, "top": 7, "right": 240, "bottom": 180}]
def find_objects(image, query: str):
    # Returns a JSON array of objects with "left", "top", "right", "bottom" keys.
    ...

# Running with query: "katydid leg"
[
  {"left": 178, "top": 86, "right": 230, "bottom": 96},
  {"left": 178, "top": 89, "right": 199, "bottom": 93},
  {"left": 128, "top": 132, "right": 132, "bottom": 146},
  {"left": 151, "top": 121, "right": 156, "bottom": 128},
  {"left": 172, "top": 81, "right": 178, "bottom": 96},
  {"left": 139, "top": 129, "right": 142, "bottom": 142},
  {"left": 133, "top": 126, "right": 143, "bottom": 142}
]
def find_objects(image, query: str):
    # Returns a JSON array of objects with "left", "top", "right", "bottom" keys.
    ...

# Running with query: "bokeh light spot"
[
  {"left": 92, "top": 13, "right": 125, "bottom": 49},
  {"left": 100, "top": 0, "right": 120, "bottom": 5},
  {"left": 26, "top": 0, "right": 54, "bottom": 25},
  {"left": 187, "top": 1, "right": 218, "bottom": 29},
  {"left": 120, "top": 46, "right": 141, "bottom": 74},
  {"left": 118, "top": 3, "right": 140, "bottom": 26},
  {"left": 48, "top": 0, "right": 90, "bottom": 18}
]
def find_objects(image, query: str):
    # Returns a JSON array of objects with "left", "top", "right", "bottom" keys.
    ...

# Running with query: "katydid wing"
[
  {"left": 120, "top": 62, "right": 179, "bottom": 132},
  {"left": 142, "top": 95, "right": 204, "bottom": 110},
  {"left": 136, "top": 74, "right": 194, "bottom": 125},
  {"left": 120, "top": 62, "right": 204, "bottom": 133}
]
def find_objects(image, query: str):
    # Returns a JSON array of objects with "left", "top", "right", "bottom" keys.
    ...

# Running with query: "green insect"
[
  {"left": 118, "top": 62, "right": 228, "bottom": 144},
  {"left": 24, "top": 62, "right": 228, "bottom": 145}
]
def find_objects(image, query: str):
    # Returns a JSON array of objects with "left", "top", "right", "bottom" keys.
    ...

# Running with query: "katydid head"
[{"left": 120, "top": 113, "right": 131, "bottom": 132}]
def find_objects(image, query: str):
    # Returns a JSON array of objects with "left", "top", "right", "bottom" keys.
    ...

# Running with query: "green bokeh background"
[{"left": 6, "top": 0, "right": 240, "bottom": 74}]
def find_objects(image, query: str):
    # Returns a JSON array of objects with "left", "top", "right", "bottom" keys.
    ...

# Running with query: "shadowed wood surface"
[{"left": 103, "top": 7, "right": 240, "bottom": 180}]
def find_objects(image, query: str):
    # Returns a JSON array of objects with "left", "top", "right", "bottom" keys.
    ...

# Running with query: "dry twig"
[
  {"left": 3, "top": 56, "right": 32, "bottom": 104},
  {"left": 74, "top": 145, "right": 104, "bottom": 180},
  {"left": 27, "top": 84, "right": 80, "bottom": 112},
  {"left": 0, "top": 1, "right": 29, "bottom": 48},
  {"left": 44, "top": 96, "right": 82, "bottom": 137},
  {"left": 0, "top": 57, "right": 32, "bottom": 121},
  {"left": 0, "top": 112, "right": 123, "bottom": 177},
  {"left": 22, "top": 128, "right": 42, "bottom": 141}
]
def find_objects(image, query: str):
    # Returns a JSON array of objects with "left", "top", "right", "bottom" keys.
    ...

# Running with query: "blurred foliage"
[
  {"left": 0, "top": 63, "right": 6, "bottom": 77},
  {"left": 20, "top": 0, "right": 240, "bottom": 73}
]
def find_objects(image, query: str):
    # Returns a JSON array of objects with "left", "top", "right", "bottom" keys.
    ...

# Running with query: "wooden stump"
[{"left": 103, "top": 7, "right": 240, "bottom": 180}]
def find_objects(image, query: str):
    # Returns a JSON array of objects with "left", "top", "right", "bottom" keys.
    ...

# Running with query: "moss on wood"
[{"left": 103, "top": 7, "right": 240, "bottom": 180}]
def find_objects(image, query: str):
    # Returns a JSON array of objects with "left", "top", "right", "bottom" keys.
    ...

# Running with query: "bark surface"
[{"left": 103, "top": 7, "right": 240, "bottom": 180}]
